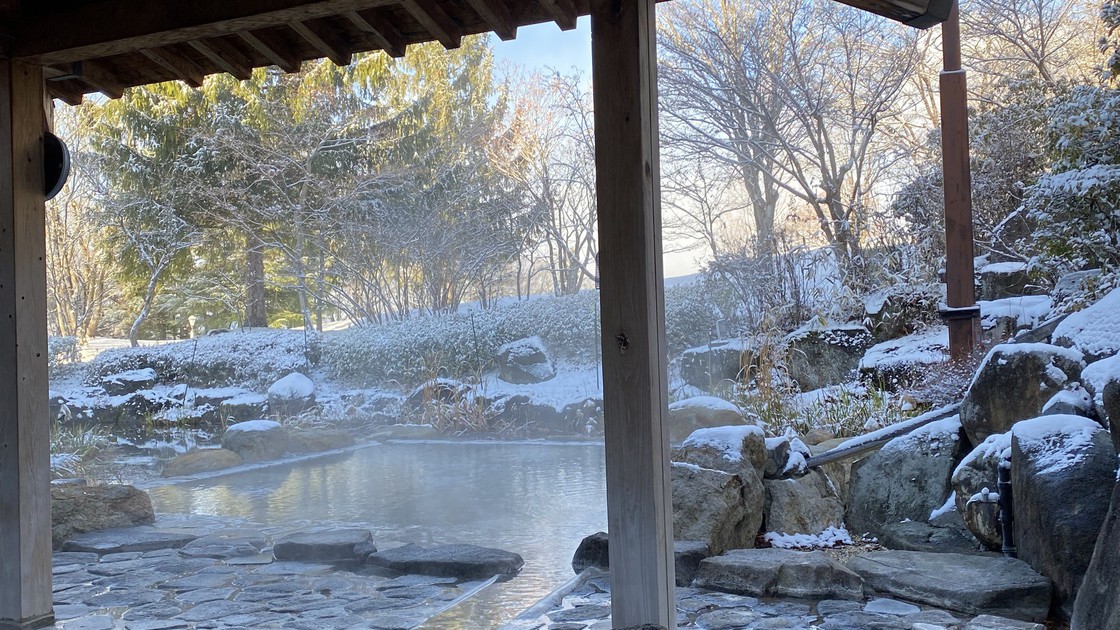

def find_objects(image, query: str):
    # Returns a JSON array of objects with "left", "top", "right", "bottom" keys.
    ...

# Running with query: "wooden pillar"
[
  {"left": 0, "top": 60, "right": 54, "bottom": 630},
  {"left": 590, "top": 0, "right": 676, "bottom": 627},
  {"left": 939, "top": 0, "right": 979, "bottom": 359}
]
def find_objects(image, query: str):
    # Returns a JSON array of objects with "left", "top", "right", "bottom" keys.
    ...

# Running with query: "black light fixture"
[{"left": 44, "top": 132, "right": 71, "bottom": 201}]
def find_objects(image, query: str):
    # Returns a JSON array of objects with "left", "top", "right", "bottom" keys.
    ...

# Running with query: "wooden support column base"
[{"left": 0, "top": 613, "right": 55, "bottom": 630}]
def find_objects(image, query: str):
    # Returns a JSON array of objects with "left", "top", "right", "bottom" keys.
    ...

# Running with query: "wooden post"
[
  {"left": 940, "top": 0, "right": 979, "bottom": 360},
  {"left": 590, "top": 0, "right": 676, "bottom": 627},
  {"left": 0, "top": 60, "right": 54, "bottom": 630}
]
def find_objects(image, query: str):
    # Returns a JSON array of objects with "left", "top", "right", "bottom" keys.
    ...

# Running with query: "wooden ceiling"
[{"left": 0, "top": 0, "right": 950, "bottom": 105}]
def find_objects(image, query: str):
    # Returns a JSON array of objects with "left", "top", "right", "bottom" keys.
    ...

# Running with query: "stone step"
[
  {"left": 692, "top": 548, "right": 864, "bottom": 600},
  {"left": 846, "top": 550, "right": 1051, "bottom": 622}
]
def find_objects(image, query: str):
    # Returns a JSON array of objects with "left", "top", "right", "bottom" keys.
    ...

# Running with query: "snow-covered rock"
[
  {"left": 667, "top": 396, "right": 744, "bottom": 444},
  {"left": 978, "top": 261, "right": 1038, "bottom": 301},
  {"left": 496, "top": 336, "right": 557, "bottom": 384},
  {"left": 161, "top": 448, "right": 242, "bottom": 478},
  {"left": 1053, "top": 287, "right": 1120, "bottom": 362},
  {"left": 959, "top": 343, "right": 1084, "bottom": 444},
  {"left": 221, "top": 419, "right": 289, "bottom": 463},
  {"left": 952, "top": 432, "right": 1012, "bottom": 550},
  {"left": 978, "top": 296, "right": 1052, "bottom": 338},
  {"left": 1011, "top": 415, "right": 1116, "bottom": 613},
  {"left": 674, "top": 424, "right": 766, "bottom": 476},
  {"left": 762, "top": 435, "right": 811, "bottom": 479},
  {"left": 405, "top": 378, "right": 471, "bottom": 410},
  {"left": 218, "top": 392, "right": 267, "bottom": 423},
  {"left": 846, "top": 415, "right": 965, "bottom": 538},
  {"left": 678, "top": 338, "right": 755, "bottom": 389},
  {"left": 671, "top": 462, "right": 763, "bottom": 555},
  {"left": 859, "top": 327, "right": 949, "bottom": 391},
  {"left": 1040, "top": 384, "right": 1094, "bottom": 418},
  {"left": 862, "top": 283, "right": 943, "bottom": 342},
  {"left": 1082, "top": 354, "right": 1120, "bottom": 451},
  {"left": 267, "top": 372, "right": 316, "bottom": 419},
  {"left": 784, "top": 323, "right": 872, "bottom": 391},
  {"left": 100, "top": 368, "right": 158, "bottom": 396}
]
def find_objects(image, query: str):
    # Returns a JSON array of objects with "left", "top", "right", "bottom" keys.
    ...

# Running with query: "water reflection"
[{"left": 148, "top": 441, "right": 607, "bottom": 627}]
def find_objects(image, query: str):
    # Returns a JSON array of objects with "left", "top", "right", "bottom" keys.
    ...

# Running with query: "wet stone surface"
[
  {"left": 505, "top": 575, "right": 1046, "bottom": 630},
  {"left": 43, "top": 515, "right": 495, "bottom": 630}
]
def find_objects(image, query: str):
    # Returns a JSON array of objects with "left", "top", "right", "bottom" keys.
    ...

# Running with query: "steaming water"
[{"left": 147, "top": 441, "right": 607, "bottom": 628}]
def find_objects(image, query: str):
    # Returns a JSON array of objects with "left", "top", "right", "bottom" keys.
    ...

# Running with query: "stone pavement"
[
  {"left": 505, "top": 571, "right": 1049, "bottom": 630},
  {"left": 43, "top": 515, "right": 493, "bottom": 630}
]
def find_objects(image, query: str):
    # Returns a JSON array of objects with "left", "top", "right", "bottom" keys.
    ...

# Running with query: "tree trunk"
[
  {"left": 244, "top": 231, "right": 268, "bottom": 328},
  {"left": 129, "top": 268, "right": 163, "bottom": 348}
]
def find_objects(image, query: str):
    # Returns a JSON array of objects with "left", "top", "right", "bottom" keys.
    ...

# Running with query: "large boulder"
[
  {"left": 859, "top": 327, "right": 949, "bottom": 391},
  {"left": 485, "top": 394, "right": 565, "bottom": 434},
  {"left": 863, "top": 284, "right": 942, "bottom": 342},
  {"left": 693, "top": 548, "right": 863, "bottom": 600},
  {"left": 1011, "top": 415, "right": 1116, "bottom": 614},
  {"left": 671, "top": 462, "right": 763, "bottom": 555},
  {"left": 673, "top": 424, "right": 766, "bottom": 477},
  {"left": 1041, "top": 384, "right": 1095, "bottom": 419},
  {"left": 568, "top": 533, "right": 711, "bottom": 587},
  {"left": 1053, "top": 287, "right": 1120, "bottom": 362},
  {"left": 978, "top": 262, "right": 1038, "bottom": 301},
  {"left": 221, "top": 419, "right": 289, "bottom": 462},
  {"left": 51, "top": 484, "right": 155, "bottom": 549},
  {"left": 666, "top": 397, "right": 744, "bottom": 445},
  {"left": 405, "top": 378, "right": 472, "bottom": 410},
  {"left": 809, "top": 437, "right": 856, "bottom": 504},
  {"left": 951, "top": 432, "right": 1011, "bottom": 550},
  {"left": 100, "top": 368, "right": 158, "bottom": 396},
  {"left": 161, "top": 448, "right": 242, "bottom": 477},
  {"left": 218, "top": 393, "right": 267, "bottom": 423},
  {"left": 846, "top": 415, "right": 965, "bottom": 538},
  {"left": 846, "top": 550, "right": 1052, "bottom": 622},
  {"left": 571, "top": 531, "right": 610, "bottom": 574},
  {"left": 678, "top": 338, "right": 755, "bottom": 389},
  {"left": 959, "top": 343, "right": 1084, "bottom": 445},
  {"left": 785, "top": 324, "right": 873, "bottom": 391},
  {"left": 267, "top": 372, "right": 316, "bottom": 418},
  {"left": 496, "top": 336, "right": 556, "bottom": 384},
  {"left": 763, "top": 469, "right": 844, "bottom": 536},
  {"left": 1071, "top": 480, "right": 1120, "bottom": 630},
  {"left": 1083, "top": 354, "right": 1120, "bottom": 452}
]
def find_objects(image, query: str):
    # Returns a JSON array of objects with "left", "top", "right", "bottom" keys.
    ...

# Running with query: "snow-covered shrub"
[
  {"left": 1022, "top": 85, "right": 1120, "bottom": 274},
  {"left": 48, "top": 335, "right": 81, "bottom": 376},
  {"left": 85, "top": 329, "right": 319, "bottom": 388},
  {"left": 324, "top": 292, "right": 600, "bottom": 386},
  {"left": 664, "top": 283, "right": 720, "bottom": 353}
]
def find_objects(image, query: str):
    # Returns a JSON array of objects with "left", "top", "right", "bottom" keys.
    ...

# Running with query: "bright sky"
[{"left": 489, "top": 17, "right": 705, "bottom": 279}]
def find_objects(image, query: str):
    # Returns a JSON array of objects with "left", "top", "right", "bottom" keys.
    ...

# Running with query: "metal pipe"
[{"left": 998, "top": 465, "right": 1016, "bottom": 558}]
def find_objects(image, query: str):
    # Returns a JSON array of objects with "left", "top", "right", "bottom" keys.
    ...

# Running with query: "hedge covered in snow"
[
  {"left": 85, "top": 329, "right": 319, "bottom": 388},
  {"left": 324, "top": 287, "right": 719, "bottom": 386}
]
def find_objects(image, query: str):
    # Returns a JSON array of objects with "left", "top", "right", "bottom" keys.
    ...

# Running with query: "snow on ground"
[
  {"left": 682, "top": 425, "right": 765, "bottom": 462},
  {"left": 1042, "top": 385, "right": 1093, "bottom": 414},
  {"left": 1053, "top": 287, "right": 1120, "bottom": 359},
  {"left": 479, "top": 363, "right": 602, "bottom": 412},
  {"left": 1011, "top": 414, "right": 1103, "bottom": 475},
  {"left": 858, "top": 327, "right": 949, "bottom": 372},
  {"left": 978, "top": 295, "right": 1052, "bottom": 330},
  {"left": 763, "top": 526, "right": 853, "bottom": 549},
  {"left": 670, "top": 395, "right": 742, "bottom": 413},
  {"left": 789, "top": 383, "right": 867, "bottom": 412},
  {"left": 104, "top": 368, "right": 157, "bottom": 383}
]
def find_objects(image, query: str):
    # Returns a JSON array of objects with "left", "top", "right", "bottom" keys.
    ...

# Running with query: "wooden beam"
[
  {"left": 188, "top": 38, "right": 253, "bottom": 80},
  {"left": 139, "top": 47, "right": 206, "bottom": 88},
  {"left": 939, "top": 0, "right": 978, "bottom": 359},
  {"left": 289, "top": 19, "right": 352, "bottom": 67},
  {"left": 13, "top": 0, "right": 395, "bottom": 65},
  {"left": 44, "top": 61, "right": 126, "bottom": 99},
  {"left": 401, "top": 0, "right": 462, "bottom": 49},
  {"left": 239, "top": 29, "right": 302, "bottom": 73},
  {"left": 345, "top": 10, "right": 406, "bottom": 58},
  {"left": 590, "top": 0, "right": 675, "bottom": 627},
  {"left": 465, "top": 0, "right": 517, "bottom": 41},
  {"left": 540, "top": 0, "right": 579, "bottom": 30},
  {"left": 0, "top": 60, "right": 54, "bottom": 630}
]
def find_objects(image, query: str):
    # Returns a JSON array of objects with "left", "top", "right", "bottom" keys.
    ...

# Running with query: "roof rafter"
[
  {"left": 188, "top": 38, "right": 253, "bottom": 80},
  {"left": 465, "top": 0, "right": 517, "bottom": 41},
  {"left": 289, "top": 19, "right": 352, "bottom": 66},
  {"left": 238, "top": 29, "right": 301, "bottom": 73},
  {"left": 539, "top": 0, "right": 578, "bottom": 31},
  {"left": 401, "top": 0, "right": 462, "bottom": 50},
  {"left": 345, "top": 10, "right": 407, "bottom": 58},
  {"left": 140, "top": 46, "right": 206, "bottom": 87}
]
